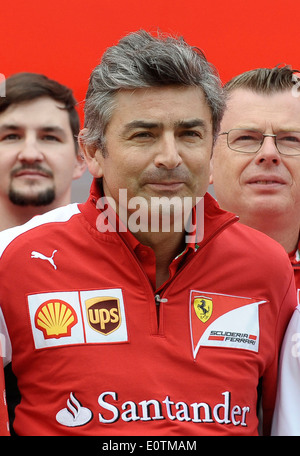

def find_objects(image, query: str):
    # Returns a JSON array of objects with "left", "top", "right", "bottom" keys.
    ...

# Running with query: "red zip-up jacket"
[{"left": 0, "top": 180, "right": 296, "bottom": 436}]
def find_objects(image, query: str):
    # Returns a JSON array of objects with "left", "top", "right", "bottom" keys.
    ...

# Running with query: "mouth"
[
  {"left": 12, "top": 169, "right": 52, "bottom": 179},
  {"left": 249, "top": 181, "right": 284, "bottom": 185},
  {"left": 145, "top": 182, "right": 185, "bottom": 191},
  {"left": 246, "top": 176, "right": 286, "bottom": 186},
  {"left": 246, "top": 176, "right": 287, "bottom": 192}
]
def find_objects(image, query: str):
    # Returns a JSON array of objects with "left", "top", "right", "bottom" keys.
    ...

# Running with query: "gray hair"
[{"left": 81, "top": 30, "right": 225, "bottom": 150}]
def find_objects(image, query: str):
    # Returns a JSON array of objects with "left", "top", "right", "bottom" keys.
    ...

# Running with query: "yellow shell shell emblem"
[
  {"left": 193, "top": 296, "right": 213, "bottom": 323},
  {"left": 35, "top": 299, "right": 78, "bottom": 339}
]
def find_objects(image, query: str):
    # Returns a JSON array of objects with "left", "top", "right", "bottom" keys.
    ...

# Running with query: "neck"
[
  {"left": 0, "top": 196, "right": 70, "bottom": 231},
  {"left": 134, "top": 230, "right": 186, "bottom": 288},
  {"left": 239, "top": 213, "right": 299, "bottom": 254},
  {"left": 0, "top": 205, "right": 44, "bottom": 231}
]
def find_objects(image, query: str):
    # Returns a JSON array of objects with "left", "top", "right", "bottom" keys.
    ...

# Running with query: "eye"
[
  {"left": 1, "top": 133, "right": 21, "bottom": 141},
  {"left": 229, "top": 130, "right": 261, "bottom": 145},
  {"left": 183, "top": 130, "right": 201, "bottom": 137},
  {"left": 234, "top": 134, "right": 258, "bottom": 142},
  {"left": 129, "top": 131, "right": 155, "bottom": 142},
  {"left": 239, "top": 135, "right": 255, "bottom": 140},
  {"left": 180, "top": 130, "right": 203, "bottom": 141},
  {"left": 42, "top": 135, "right": 61, "bottom": 142},
  {"left": 133, "top": 132, "right": 152, "bottom": 138},
  {"left": 279, "top": 133, "right": 300, "bottom": 143}
]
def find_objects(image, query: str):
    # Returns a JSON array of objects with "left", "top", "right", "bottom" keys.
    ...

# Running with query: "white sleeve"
[
  {"left": 271, "top": 305, "right": 300, "bottom": 435},
  {"left": 0, "top": 307, "right": 12, "bottom": 367}
]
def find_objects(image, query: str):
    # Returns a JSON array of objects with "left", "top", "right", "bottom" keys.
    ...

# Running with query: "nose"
[
  {"left": 153, "top": 135, "right": 183, "bottom": 169},
  {"left": 254, "top": 135, "right": 282, "bottom": 166},
  {"left": 17, "top": 136, "right": 44, "bottom": 162}
]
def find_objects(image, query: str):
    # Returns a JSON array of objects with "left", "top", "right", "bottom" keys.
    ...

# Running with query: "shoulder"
[
  {"left": 216, "top": 221, "right": 294, "bottom": 293},
  {"left": 204, "top": 193, "right": 290, "bottom": 264},
  {"left": 0, "top": 203, "right": 81, "bottom": 258},
  {"left": 224, "top": 220, "right": 290, "bottom": 260}
]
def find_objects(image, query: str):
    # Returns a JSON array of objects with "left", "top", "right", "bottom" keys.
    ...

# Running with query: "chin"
[{"left": 9, "top": 187, "right": 56, "bottom": 207}]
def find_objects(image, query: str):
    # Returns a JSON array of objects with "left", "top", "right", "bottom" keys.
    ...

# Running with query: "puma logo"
[{"left": 31, "top": 250, "right": 58, "bottom": 270}]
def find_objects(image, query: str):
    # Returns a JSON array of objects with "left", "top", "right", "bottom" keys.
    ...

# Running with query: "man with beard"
[
  {"left": 0, "top": 72, "right": 86, "bottom": 434},
  {"left": 0, "top": 72, "right": 86, "bottom": 230}
]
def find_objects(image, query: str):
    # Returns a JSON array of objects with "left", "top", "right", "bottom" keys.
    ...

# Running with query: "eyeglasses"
[{"left": 219, "top": 129, "right": 300, "bottom": 156}]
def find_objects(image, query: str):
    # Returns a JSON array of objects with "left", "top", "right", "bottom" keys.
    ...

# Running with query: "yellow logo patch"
[
  {"left": 193, "top": 296, "right": 213, "bottom": 323},
  {"left": 35, "top": 299, "right": 78, "bottom": 339}
]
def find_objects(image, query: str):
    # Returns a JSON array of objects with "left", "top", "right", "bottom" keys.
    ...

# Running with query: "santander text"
[{"left": 98, "top": 391, "right": 250, "bottom": 427}]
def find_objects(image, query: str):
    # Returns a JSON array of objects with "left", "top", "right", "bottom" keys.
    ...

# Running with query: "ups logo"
[{"left": 85, "top": 297, "right": 121, "bottom": 335}]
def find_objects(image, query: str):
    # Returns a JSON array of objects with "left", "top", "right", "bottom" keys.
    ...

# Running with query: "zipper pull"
[{"left": 155, "top": 294, "right": 168, "bottom": 305}]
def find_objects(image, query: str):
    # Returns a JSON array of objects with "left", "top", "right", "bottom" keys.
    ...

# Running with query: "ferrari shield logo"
[{"left": 193, "top": 296, "right": 213, "bottom": 323}]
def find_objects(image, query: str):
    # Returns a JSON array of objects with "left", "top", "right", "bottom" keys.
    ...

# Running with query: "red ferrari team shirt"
[{"left": 0, "top": 182, "right": 296, "bottom": 436}]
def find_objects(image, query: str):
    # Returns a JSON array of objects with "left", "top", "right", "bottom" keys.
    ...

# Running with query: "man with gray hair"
[{"left": 0, "top": 31, "right": 295, "bottom": 436}]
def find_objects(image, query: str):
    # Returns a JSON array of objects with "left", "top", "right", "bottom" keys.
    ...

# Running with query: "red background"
[
  {"left": 1, "top": 0, "right": 299, "bottom": 200},
  {"left": 1, "top": 0, "right": 299, "bottom": 122}
]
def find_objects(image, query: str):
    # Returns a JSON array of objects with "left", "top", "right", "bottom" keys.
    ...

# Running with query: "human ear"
[{"left": 78, "top": 128, "right": 104, "bottom": 178}]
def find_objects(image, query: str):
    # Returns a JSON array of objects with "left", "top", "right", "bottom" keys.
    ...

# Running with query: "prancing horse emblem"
[{"left": 193, "top": 296, "right": 213, "bottom": 323}]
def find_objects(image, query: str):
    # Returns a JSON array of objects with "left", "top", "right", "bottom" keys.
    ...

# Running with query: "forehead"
[
  {"left": 108, "top": 86, "right": 212, "bottom": 128},
  {"left": 222, "top": 88, "right": 300, "bottom": 130},
  {"left": 0, "top": 96, "right": 72, "bottom": 131}
]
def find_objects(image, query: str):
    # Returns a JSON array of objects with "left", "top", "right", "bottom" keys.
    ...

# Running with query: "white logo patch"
[
  {"left": 56, "top": 393, "right": 93, "bottom": 427},
  {"left": 197, "top": 302, "right": 262, "bottom": 354},
  {"left": 189, "top": 290, "right": 265, "bottom": 359},
  {"left": 28, "top": 288, "right": 128, "bottom": 349}
]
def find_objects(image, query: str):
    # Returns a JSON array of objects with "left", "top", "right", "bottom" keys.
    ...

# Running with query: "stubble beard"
[{"left": 8, "top": 183, "right": 56, "bottom": 207}]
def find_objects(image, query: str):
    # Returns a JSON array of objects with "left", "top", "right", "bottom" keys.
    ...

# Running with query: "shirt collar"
[
  {"left": 82, "top": 178, "right": 202, "bottom": 254},
  {"left": 80, "top": 178, "right": 238, "bottom": 255},
  {"left": 118, "top": 200, "right": 200, "bottom": 256}
]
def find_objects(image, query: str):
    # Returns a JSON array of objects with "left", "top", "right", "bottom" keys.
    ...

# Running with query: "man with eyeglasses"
[{"left": 211, "top": 65, "right": 300, "bottom": 435}]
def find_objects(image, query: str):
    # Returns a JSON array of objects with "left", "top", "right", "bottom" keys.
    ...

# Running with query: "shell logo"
[{"left": 35, "top": 299, "right": 78, "bottom": 339}]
